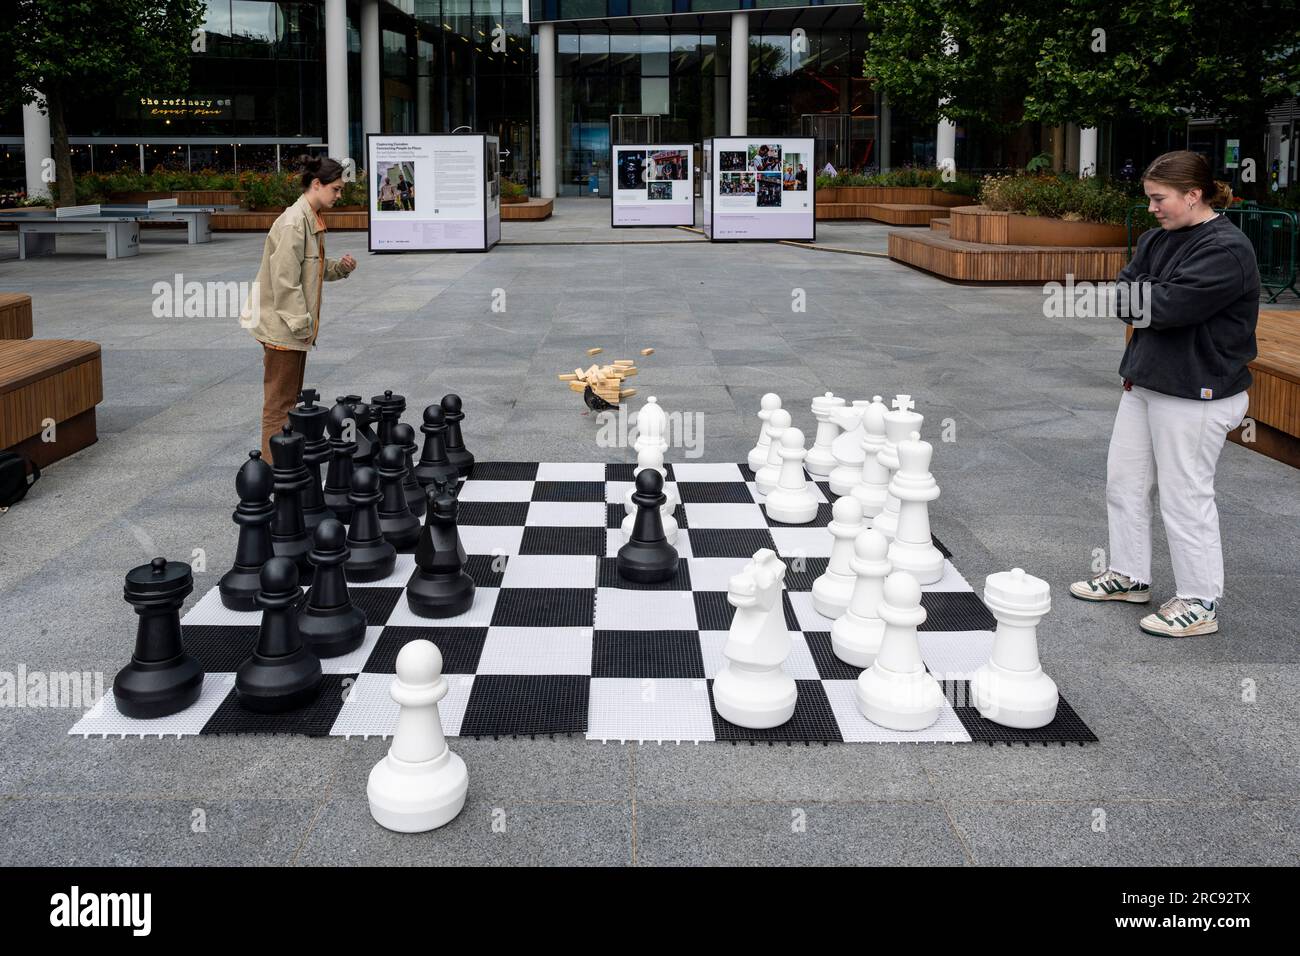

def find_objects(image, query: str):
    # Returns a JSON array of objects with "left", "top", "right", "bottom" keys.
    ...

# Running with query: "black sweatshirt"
[{"left": 1116, "top": 213, "right": 1259, "bottom": 401}]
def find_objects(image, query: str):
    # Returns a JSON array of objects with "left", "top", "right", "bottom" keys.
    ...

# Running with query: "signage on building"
[{"left": 139, "top": 96, "right": 232, "bottom": 119}]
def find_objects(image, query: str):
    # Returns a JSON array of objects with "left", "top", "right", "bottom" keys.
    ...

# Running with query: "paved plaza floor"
[{"left": 0, "top": 199, "right": 1296, "bottom": 866}]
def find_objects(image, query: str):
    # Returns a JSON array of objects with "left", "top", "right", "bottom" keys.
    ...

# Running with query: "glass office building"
[{"left": 9, "top": 0, "right": 1249, "bottom": 198}]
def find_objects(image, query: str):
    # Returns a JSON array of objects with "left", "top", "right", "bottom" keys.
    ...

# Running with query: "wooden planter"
[
  {"left": 213, "top": 208, "right": 369, "bottom": 231},
  {"left": 948, "top": 206, "right": 1127, "bottom": 247}
]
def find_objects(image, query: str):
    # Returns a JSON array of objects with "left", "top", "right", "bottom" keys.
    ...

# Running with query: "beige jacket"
[{"left": 241, "top": 194, "right": 349, "bottom": 350}]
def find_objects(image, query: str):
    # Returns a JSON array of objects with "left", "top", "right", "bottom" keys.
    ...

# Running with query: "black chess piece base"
[
  {"left": 344, "top": 544, "right": 396, "bottom": 583},
  {"left": 218, "top": 568, "right": 261, "bottom": 612},
  {"left": 235, "top": 648, "right": 322, "bottom": 713},
  {"left": 113, "top": 653, "right": 204, "bottom": 719},
  {"left": 406, "top": 570, "right": 476, "bottom": 619},
  {"left": 298, "top": 602, "right": 367, "bottom": 657},
  {"left": 616, "top": 538, "right": 679, "bottom": 583}
]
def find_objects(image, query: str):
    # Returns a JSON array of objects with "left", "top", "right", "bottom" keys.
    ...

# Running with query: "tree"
[
  {"left": 861, "top": 0, "right": 1300, "bottom": 192},
  {"left": 0, "top": 0, "right": 207, "bottom": 205}
]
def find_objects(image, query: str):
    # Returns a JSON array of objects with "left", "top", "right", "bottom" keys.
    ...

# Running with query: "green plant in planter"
[
  {"left": 980, "top": 173, "right": 1136, "bottom": 225},
  {"left": 500, "top": 179, "right": 528, "bottom": 202}
]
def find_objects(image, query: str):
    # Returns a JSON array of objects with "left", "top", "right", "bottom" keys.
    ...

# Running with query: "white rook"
[
  {"left": 805, "top": 392, "right": 845, "bottom": 477},
  {"left": 971, "top": 568, "right": 1058, "bottom": 729}
]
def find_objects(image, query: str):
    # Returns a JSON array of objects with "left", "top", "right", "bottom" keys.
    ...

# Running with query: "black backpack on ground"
[{"left": 0, "top": 452, "right": 40, "bottom": 508}]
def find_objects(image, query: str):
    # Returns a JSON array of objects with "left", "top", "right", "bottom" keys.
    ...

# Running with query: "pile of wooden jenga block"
[{"left": 558, "top": 358, "right": 638, "bottom": 405}]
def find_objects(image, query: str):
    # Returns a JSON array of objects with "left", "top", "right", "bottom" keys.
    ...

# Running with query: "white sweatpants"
[{"left": 1106, "top": 385, "right": 1249, "bottom": 603}]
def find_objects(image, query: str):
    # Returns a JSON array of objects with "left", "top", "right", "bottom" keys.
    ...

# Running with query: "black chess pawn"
[
  {"left": 288, "top": 389, "right": 331, "bottom": 533},
  {"left": 322, "top": 400, "right": 358, "bottom": 523},
  {"left": 235, "top": 557, "right": 323, "bottom": 713},
  {"left": 269, "top": 424, "right": 314, "bottom": 578},
  {"left": 392, "top": 422, "right": 426, "bottom": 519},
  {"left": 343, "top": 394, "right": 378, "bottom": 465},
  {"left": 219, "top": 450, "right": 275, "bottom": 611},
  {"left": 344, "top": 466, "right": 397, "bottom": 582},
  {"left": 414, "top": 403, "right": 459, "bottom": 487},
  {"left": 617, "top": 468, "right": 679, "bottom": 583},
  {"left": 114, "top": 557, "right": 204, "bottom": 718},
  {"left": 407, "top": 483, "right": 476, "bottom": 618},
  {"left": 370, "top": 389, "right": 406, "bottom": 451},
  {"left": 441, "top": 393, "right": 475, "bottom": 476},
  {"left": 376, "top": 443, "right": 421, "bottom": 550},
  {"left": 298, "top": 519, "right": 367, "bottom": 657}
]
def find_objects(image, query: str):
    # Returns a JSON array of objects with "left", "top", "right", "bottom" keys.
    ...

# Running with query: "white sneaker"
[
  {"left": 1069, "top": 569, "right": 1152, "bottom": 603},
  {"left": 1140, "top": 597, "right": 1218, "bottom": 637}
]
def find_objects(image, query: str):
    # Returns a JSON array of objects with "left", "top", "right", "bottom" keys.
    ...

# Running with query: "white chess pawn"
[
  {"left": 367, "top": 640, "right": 468, "bottom": 832},
  {"left": 850, "top": 396, "right": 891, "bottom": 518},
  {"left": 855, "top": 571, "right": 944, "bottom": 731},
  {"left": 754, "top": 407, "right": 791, "bottom": 496},
  {"left": 831, "top": 528, "right": 892, "bottom": 667},
  {"left": 827, "top": 400, "right": 871, "bottom": 496},
  {"left": 872, "top": 395, "right": 924, "bottom": 541},
  {"left": 713, "top": 549, "right": 797, "bottom": 729},
  {"left": 971, "top": 568, "right": 1059, "bottom": 729},
  {"left": 886, "top": 431, "right": 944, "bottom": 584},
  {"left": 805, "top": 392, "right": 845, "bottom": 478},
  {"left": 812, "top": 496, "right": 863, "bottom": 618},
  {"left": 622, "top": 446, "right": 679, "bottom": 544},
  {"left": 634, "top": 396, "right": 669, "bottom": 457},
  {"left": 763, "top": 428, "right": 819, "bottom": 524},
  {"left": 747, "top": 393, "right": 782, "bottom": 472}
]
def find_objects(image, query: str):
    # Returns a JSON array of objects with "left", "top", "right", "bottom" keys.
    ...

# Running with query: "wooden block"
[
  {"left": 568, "top": 381, "right": 587, "bottom": 393},
  {"left": 619, "top": 388, "right": 637, "bottom": 399},
  {"left": 558, "top": 373, "right": 577, "bottom": 381},
  {"left": 620, "top": 367, "right": 637, "bottom": 377},
  {"left": 614, "top": 359, "right": 634, "bottom": 366},
  {"left": 640, "top": 347, "right": 654, "bottom": 355},
  {"left": 586, "top": 347, "right": 603, "bottom": 356}
]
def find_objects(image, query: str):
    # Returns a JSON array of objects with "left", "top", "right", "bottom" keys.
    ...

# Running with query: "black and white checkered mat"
[{"left": 71, "top": 462, "right": 1096, "bottom": 745}]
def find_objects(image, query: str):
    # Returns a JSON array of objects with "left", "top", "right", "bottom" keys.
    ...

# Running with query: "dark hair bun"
[{"left": 297, "top": 155, "right": 345, "bottom": 190}]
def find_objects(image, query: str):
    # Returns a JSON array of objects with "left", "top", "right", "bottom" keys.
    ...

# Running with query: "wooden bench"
[
  {"left": 0, "top": 339, "right": 103, "bottom": 468},
  {"left": 0, "top": 293, "right": 33, "bottom": 340},
  {"left": 1230, "top": 310, "right": 1300, "bottom": 467},
  {"left": 500, "top": 198, "right": 554, "bottom": 221}
]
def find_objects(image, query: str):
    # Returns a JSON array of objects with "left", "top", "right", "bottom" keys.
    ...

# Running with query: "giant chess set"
[{"left": 73, "top": 388, "right": 1094, "bottom": 830}]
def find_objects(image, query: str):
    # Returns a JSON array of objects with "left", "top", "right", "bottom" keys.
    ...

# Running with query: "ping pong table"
[{"left": 0, "top": 199, "right": 216, "bottom": 260}]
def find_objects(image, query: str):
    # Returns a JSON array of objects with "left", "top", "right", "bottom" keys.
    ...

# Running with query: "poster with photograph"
[
  {"left": 611, "top": 143, "right": 695, "bottom": 227},
  {"left": 705, "top": 137, "right": 814, "bottom": 241},
  {"left": 367, "top": 133, "right": 500, "bottom": 252}
]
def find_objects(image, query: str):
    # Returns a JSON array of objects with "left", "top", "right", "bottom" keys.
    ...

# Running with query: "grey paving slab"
[
  {"left": 946, "top": 800, "right": 1295, "bottom": 866},
  {"left": 634, "top": 801, "right": 970, "bottom": 866}
]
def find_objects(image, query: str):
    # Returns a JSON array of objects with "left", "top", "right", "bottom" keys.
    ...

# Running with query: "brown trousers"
[{"left": 261, "top": 345, "right": 307, "bottom": 460}]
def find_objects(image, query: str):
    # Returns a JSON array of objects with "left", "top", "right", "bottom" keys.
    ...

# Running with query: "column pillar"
[
  {"left": 538, "top": 23, "right": 557, "bottom": 199},
  {"left": 879, "top": 93, "right": 891, "bottom": 171},
  {"left": 325, "top": 0, "right": 350, "bottom": 161},
  {"left": 22, "top": 93, "right": 51, "bottom": 201},
  {"left": 361, "top": 0, "right": 381, "bottom": 139},
  {"left": 729, "top": 13, "right": 748, "bottom": 136},
  {"left": 936, "top": 105, "right": 956, "bottom": 168},
  {"left": 1079, "top": 126, "right": 1098, "bottom": 177}
]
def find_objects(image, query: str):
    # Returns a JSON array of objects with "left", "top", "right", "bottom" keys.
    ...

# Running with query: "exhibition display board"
[
  {"left": 367, "top": 133, "right": 501, "bottom": 253},
  {"left": 702, "top": 137, "right": 815, "bottom": 241},
  {"left": 610, "top": 144, "right": 695, "bottom": 227}
]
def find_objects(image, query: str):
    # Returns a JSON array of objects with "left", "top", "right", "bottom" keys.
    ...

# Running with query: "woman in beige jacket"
[{"left": 242, "top": 155, "right": 357, "bottom": 458}]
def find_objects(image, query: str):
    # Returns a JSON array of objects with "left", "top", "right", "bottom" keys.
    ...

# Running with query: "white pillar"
[
  {"left": 361, "top": 0, "right": 381, "bottom": 138},
  {"left": 538, "top": 23, "right": 557, "bottom": 199},
  {"left": 22, "top": 93, "right": 51, "bottom": 201},
  {"left": 879, "top": 94, "right": 891, "bottom": 171},
  {"left": 1079, "top": 126, "right": 1098, "bottom": 177},
  {"left": 729, "top": 13, "right": 749, "bottom": 135},
  {"left": 936, "top": 103, "right": 956, "bottom": 169},
  {"left": 325, "top": 0, "right": 349, "bottom": 162}
]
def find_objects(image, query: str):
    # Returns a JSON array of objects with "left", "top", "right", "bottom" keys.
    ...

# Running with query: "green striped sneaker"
[
  {"left": 1140, "top": 597, "right": 1218, "bottom": 637},
  {"left": 1069, "top": 570, "right": 1152, "bottom": 603}
]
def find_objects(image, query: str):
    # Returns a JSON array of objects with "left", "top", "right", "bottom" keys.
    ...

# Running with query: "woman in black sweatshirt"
[{"left": 1070, "top": 150, "right": 1258, "bottom": 638}]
